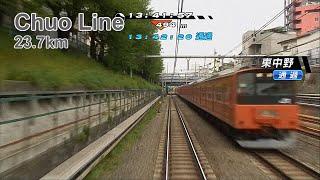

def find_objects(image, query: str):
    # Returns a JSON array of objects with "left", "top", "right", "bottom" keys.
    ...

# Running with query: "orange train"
[{"left": 176, "top": 68, "right": 299, "bottom": 148}]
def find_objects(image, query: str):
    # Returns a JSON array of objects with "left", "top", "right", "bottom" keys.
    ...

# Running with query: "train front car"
[{"left": 234, "top": 68, "right": 298, "bottom": 149}]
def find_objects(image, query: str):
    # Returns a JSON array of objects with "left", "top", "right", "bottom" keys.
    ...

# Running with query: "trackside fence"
[{"left": 0, "top": 89, "right": 160, "bottom": 177}]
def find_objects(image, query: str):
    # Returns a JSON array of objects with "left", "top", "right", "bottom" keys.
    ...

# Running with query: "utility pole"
[
  {"left": 213, "top": 49, "right": 217, "bottom": 72},
  {"left": 284, "top": 0, "right": 287, "bottom": 31},
  {"left": 185, "top": 73, "right": 187, "bottom": 84}
]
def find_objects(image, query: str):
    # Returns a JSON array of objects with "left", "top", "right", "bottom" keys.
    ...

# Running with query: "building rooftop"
[{"left": 278, "top": 28, "right": 319, "bottom": 44}]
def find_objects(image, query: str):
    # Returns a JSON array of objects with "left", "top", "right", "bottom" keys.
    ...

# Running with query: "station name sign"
[{"left": 260, "top": 56, "right": 311, "bottom": 81}]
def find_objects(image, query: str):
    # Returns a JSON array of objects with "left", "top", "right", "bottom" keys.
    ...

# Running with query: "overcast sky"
[{"left": 149, "top": 0, "right": 284, "bottom": 73}]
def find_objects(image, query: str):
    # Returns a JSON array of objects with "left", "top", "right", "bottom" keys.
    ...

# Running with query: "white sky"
[{"left": 149, "top": 0, "right": 284, "bottom": 73}]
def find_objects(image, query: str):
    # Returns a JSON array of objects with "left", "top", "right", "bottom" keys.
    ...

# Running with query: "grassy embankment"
[
  {"left": 0, "top": 28, "right": 159, "bottom": 90},
  {"left": 84, "top": 101, "right": 160, "bottom": 179}
]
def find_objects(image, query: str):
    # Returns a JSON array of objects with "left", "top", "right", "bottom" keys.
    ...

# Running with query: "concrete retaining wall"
[{"left": 0, "top": 91, "right": 156, "bottom": 174}]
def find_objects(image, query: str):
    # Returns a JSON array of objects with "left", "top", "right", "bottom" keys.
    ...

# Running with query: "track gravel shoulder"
[
  {"left": 98, "top": 97, "right": 167, "bottom": 180},
  {"left": 176, "top": 98, "right": 273, "bottom": 180}
]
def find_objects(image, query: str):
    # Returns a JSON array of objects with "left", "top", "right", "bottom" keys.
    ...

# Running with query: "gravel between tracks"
[
  {"left": 175, "top": 97, "right": 272, "bottom": 180},
  {"left": 99, "top": 97, "right": 167, "bottom": 180}
]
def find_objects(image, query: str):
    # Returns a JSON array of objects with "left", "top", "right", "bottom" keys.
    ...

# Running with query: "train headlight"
[{"left": 278, "top": 98, "right": 292, "bottom": 104}]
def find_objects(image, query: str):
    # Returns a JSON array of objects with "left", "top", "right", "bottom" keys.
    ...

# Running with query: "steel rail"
[
  {"left": 298, "top": 114, "right": 320, "bottom": 139},
  {"left": 252, "top": 151, "right": 290, "bottom": 179},
  {"left": 296, "top": 94, "right": 320, "bottom": 107},
  {"left": 297, "top": 102, "right": 320, "bottom": 107},
  {"left": 173, "top": 97, "right": 207, "bottom": 180},
  {"left": 297, "top": 137, "right": 320, "bottom": 148},
  {"left": 253, "top": 150, "right": 320, "bottom": 179},
  {"left": 278, "top": 151, "right": 320, "bottom": 176},
  {"left": 299, "top": 114, "right": 320, "bottom": 125},
  {"left": 165, "top": 97, "right": 171, "bottom": 180},
  {"left": 298, "top": 126, "right": 320, "bottom": 139}
]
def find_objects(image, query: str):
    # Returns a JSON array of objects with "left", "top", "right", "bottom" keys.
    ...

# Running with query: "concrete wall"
[
  {"left": 0, "top": 91, "right": 154, "bottom": 174},
  {"left": 278, "top": 30, "right": 320, "bottom": 64},
  {"left": 297, "top": 31, "right": 320, "bottom": 57},
  {"left": 242, "top": 30, "right": 296, "bottom": 55}
]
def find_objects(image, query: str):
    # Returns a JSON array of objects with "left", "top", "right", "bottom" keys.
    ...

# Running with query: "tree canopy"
[{"left": 0, "top": 0, "right": 163, "bottom": 82}]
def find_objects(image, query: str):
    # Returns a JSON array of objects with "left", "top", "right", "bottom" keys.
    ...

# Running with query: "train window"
[
  {"left": 256, "top": 82, "right": 293, "bottom": 96},
  {"left": 237, "top": 73, "right": 295, "bottom": 104},
  {"left": 238, "top": 73, "right": 255, "bottom": 95},
  {"left": 214, "top": 86, "right": 229, "bottom": 103}
]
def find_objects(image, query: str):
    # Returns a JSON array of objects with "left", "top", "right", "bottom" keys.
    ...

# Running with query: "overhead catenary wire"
[
  {"left": 188, "top": 0, "right": 300, "bottom": 70},
  {"left": 199, "top": 5, "right": 319, "bottom": 69},
  {"left": 171, "top": 0, "right": 299, "bottom": 76},
  {"left": 167, "top": 0, "right": 317, "bottom": 76},
  {"left": 149, "top": 36, "right": 319, "bottom": 66},
  {"left": 224, "top": 0, "right": 300, "bottom": 56},
  {"left": 241, "top": 9, "right": 318, "bottom": 54}
]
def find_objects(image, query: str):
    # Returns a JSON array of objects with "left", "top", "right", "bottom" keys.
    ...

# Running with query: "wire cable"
[
  {"left": 200, "top": 5, "right": 319, "bottom": 69},
  {"left": 241, "top": 9, "right": 317, "bottom": 54},
  {"left": 224, "top": 0, "right": 300, "bottom": 56}
]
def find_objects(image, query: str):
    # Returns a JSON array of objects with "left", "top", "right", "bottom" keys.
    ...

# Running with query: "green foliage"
[
  {"left": 0, "top": 29, "right": 160, "bottom": 90},
  {"left": 82, "top": 0, "right": 163, "bottom": 81},
  {"left": 0, "top": 0, "right": 18, "bottom": 17},
  {"left": 85, "top": 102, "right": 159, "bottom": 179},
  {"left": 0, "top": 0, "right": 47, "bottom": 20},
  {"left": 1, "top": 0, "right": 163, "bottom": 88}
]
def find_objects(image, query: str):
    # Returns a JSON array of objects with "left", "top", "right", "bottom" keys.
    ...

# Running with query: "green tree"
[
  {"left": 100, "top": 0, "right": 163, "bottom": 81},
  {"left": 1, "top": 0, "right": 163, "bottom": 83},
  {"left": 0, "top": 0, "right": 44, "bottom": 26},
  {"left": 44, "top": 0, "right": 86, "bottom": 38}
]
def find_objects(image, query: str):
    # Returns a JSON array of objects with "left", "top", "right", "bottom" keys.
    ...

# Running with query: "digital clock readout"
[{"left": 128, "top": 32, "right": 213, "bottom": 41}]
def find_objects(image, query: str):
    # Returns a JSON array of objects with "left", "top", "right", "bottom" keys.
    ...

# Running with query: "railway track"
[
  {"left": 154, "top": 96, "right": 215, "bottom": 180},
  {"left": 253, "top": 150, "right": 320, "bottom": 180},
  {"left": 297, "top": 136, "right": 320, "bottom": 148},
  {"left": 298, "top": 114, "right": 320, "bottom": 139},
  {"left": 296, "top": 94, "right": 319, "bottom": 139},
  {"left": 162, "top": 95, "right": 318, "bottom": 179},
  {"left": 296, "top": 94, "right": 320, "bottom": 107}
]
